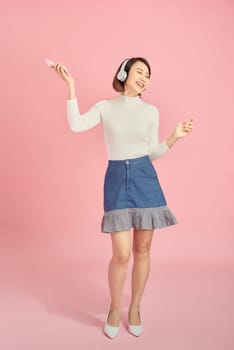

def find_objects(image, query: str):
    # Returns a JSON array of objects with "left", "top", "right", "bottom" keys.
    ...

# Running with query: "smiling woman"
[
  {"left": 65, "top": 56, "right": 178, "bottom": 338},
  {"left": 49, "top": 55, "right": 193, "bottom": 339}
]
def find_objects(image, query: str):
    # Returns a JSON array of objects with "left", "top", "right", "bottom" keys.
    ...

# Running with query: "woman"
[{"left": 51, "top": 57, "right": 193, "bottom": 339}]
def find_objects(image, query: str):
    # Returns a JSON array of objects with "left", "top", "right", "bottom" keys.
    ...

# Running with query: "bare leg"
[
  {"left": 129, "top": 228, "right": 154, "bottom": 325},
  {"left": 107, "top": 229, "right": 132, "bottom": 326}
]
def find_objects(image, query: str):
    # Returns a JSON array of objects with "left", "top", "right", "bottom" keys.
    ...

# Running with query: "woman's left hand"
[{"left": 174, "top": 118, "right": 194, "bottom": 138}]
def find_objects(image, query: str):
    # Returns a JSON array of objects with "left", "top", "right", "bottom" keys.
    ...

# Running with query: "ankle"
[
  {"left": 107, "top": 308, "right": 121, "bottom": 327},
  {"left": 129, "top": 303, "right": 140, "bottom": 311},
  {"left": 110, "top": 304, "right": 121, "bottom": 312}
]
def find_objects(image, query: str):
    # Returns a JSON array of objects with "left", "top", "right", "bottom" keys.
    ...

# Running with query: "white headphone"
[{"left": 117, "top": 59, "right": 129, "bottom": 82}]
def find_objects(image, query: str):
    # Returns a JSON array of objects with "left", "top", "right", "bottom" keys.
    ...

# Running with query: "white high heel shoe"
[
  {"left": 103, "top": 310, "right": 120, "bottom": 339},
  {"left": 128, "top": 310, "right": 143, "bottom": 337}
]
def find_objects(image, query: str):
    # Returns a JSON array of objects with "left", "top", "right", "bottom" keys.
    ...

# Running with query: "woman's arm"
[
  {"left": 165, "top": 132, "right": 179, "bottom": 149},
  {"left": 67, "top": 82, "right": 102, "bottom": 132},
  {"left": 48, "top": 62, "right": 102, "bottom": 132},
  {"left": 148, "top": 106, "right": 173, "bottom": 161},
  {"left": 68, "top": 81, "right": 76, "bottom": 100},
  {"left": 148, "top": 106, "right": 194, "bottom": 160}
]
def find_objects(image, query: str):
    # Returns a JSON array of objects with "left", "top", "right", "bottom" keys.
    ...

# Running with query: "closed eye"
[{"left": 136, "top": 70, "right": 150, "bottom": 79}]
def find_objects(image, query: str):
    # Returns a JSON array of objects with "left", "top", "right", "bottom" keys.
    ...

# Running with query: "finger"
[
  {"left": 61, "top": 65, "right": 68, "bottom": 73},
  {"left": 60, "top": 64, "right": 69, "bottom": 76},
  {"left": 55, "top": 62, "right": 63, "bottom": 71},
  {"left": 53, "top": 62, "right": 61, "bottom": 72},
  {"left": 58, "top": 62, "right": 64, "bottom": 72},
  {"left": 62, "top": 67, "right": 71, "bottom": 77},
  {"left": 183, "top": 123, "right": 191, "bottom": 129},
  {"left": 54, "top": 62, "right": 60, "bottom": 69}
]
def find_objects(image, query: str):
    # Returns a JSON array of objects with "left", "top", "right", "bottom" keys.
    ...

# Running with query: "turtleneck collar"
[{"left": 117, "top": 93, "right": 143, "bottom": 104}]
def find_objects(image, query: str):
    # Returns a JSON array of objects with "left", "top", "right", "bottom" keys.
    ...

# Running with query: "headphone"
[{"left": 117, "top": 59, "right": 129, "bottom": 82}]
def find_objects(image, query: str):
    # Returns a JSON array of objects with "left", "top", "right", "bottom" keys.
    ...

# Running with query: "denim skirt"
[{"left": 101, "top": 155, "right": 178, "bottom": 233}]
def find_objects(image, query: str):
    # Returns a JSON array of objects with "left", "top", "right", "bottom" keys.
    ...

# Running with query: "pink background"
[{"left": 1, "top": 0, "right": 233, "bottom": 349}]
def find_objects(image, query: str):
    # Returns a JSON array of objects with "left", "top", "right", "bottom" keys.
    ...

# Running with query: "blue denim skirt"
[{"left": 101, "top": 155, "right": 178, "bottom": 233}]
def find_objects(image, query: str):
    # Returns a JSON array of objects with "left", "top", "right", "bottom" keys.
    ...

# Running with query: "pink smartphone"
[{"left": 45, "top": 58, "right": 71, "bottom": 76}]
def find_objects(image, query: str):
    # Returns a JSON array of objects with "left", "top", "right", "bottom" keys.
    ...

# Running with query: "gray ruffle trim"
[{"left": 101, "top": 206, "right": 178, "bottom": 233}]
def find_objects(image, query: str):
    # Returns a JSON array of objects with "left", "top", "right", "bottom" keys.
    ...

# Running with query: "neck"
[
  {"left": 118, "top": 93, "right": 142, "bottom": 104},
  {"left": 121, "top": 92, "right": 139, "bottom": 97},
  {"left": 120, "top": 87, "right": 140, "bottom": 97},
  {"left": 121, "top": 83, "right": 141, "bottom": 96}
]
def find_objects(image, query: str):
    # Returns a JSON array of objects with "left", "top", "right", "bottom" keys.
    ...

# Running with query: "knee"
[
  {"left": 133, "top": 241, "right": 151, "bottom": 259},
  {"left": 113, "top": 251, "right": 131, "bottom": 265}
]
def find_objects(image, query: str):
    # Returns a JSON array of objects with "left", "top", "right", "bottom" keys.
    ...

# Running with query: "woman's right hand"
[{"left": 52, "top": 61, "right": 74, "bottom": 85}]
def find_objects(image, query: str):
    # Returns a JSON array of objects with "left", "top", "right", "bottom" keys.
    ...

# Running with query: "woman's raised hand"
[
  {"left": 174, "top": 118, "right": 194, "bottom": 138},
  {"left": 50, "top": 60, "right": 74, "bottom": 85}
]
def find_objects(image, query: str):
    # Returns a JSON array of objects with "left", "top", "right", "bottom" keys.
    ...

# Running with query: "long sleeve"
[
  {"left": 148, "top": 106, "right": 170, "bottom": 161},
  {"left": 67, "top": 98, "right": 102, "bottom": 132}
]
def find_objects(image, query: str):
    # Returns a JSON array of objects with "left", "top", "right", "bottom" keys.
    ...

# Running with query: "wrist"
[
  {"left": 68, "top": 81, "right": 75, "bottom": 89},
  {"left": 172, "top": 131, "right": 179, "bottom": 142},
  {"left": 166, "top": 132, "right": 179, "bottom": 149}
]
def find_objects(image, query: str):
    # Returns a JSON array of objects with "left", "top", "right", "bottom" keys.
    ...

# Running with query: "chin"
[
  {"left": 136, "top": 86, "right": 145, "bottom": 94},
  {"left": 135, "top": 88, "right": 143, "bottom": 94}
]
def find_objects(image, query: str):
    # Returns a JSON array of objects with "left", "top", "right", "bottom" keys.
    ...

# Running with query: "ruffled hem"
[{"left": 101, "top": 206, "right": 178, "bottom": 233}]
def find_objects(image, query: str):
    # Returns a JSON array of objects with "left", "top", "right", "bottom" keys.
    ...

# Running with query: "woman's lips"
[{"left": 136, "top": 81, "right": 144, "bottom": 88}]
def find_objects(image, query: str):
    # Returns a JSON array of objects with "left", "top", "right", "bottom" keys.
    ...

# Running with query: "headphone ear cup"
[
  {"left": 117, "top": 70, "right": 127, "bottom": 82},
  {"left": 117, "top": 59, "right": 129, "bottom": 82}
]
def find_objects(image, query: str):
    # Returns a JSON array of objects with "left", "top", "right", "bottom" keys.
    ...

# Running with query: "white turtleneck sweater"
[{"left": 66, "top": 93, "right": 170, "bottom": 161}]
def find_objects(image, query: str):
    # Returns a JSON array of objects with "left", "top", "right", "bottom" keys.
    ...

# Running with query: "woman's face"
[{"left": 124, "top": 61, "right": 150, "bottom": 96}]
